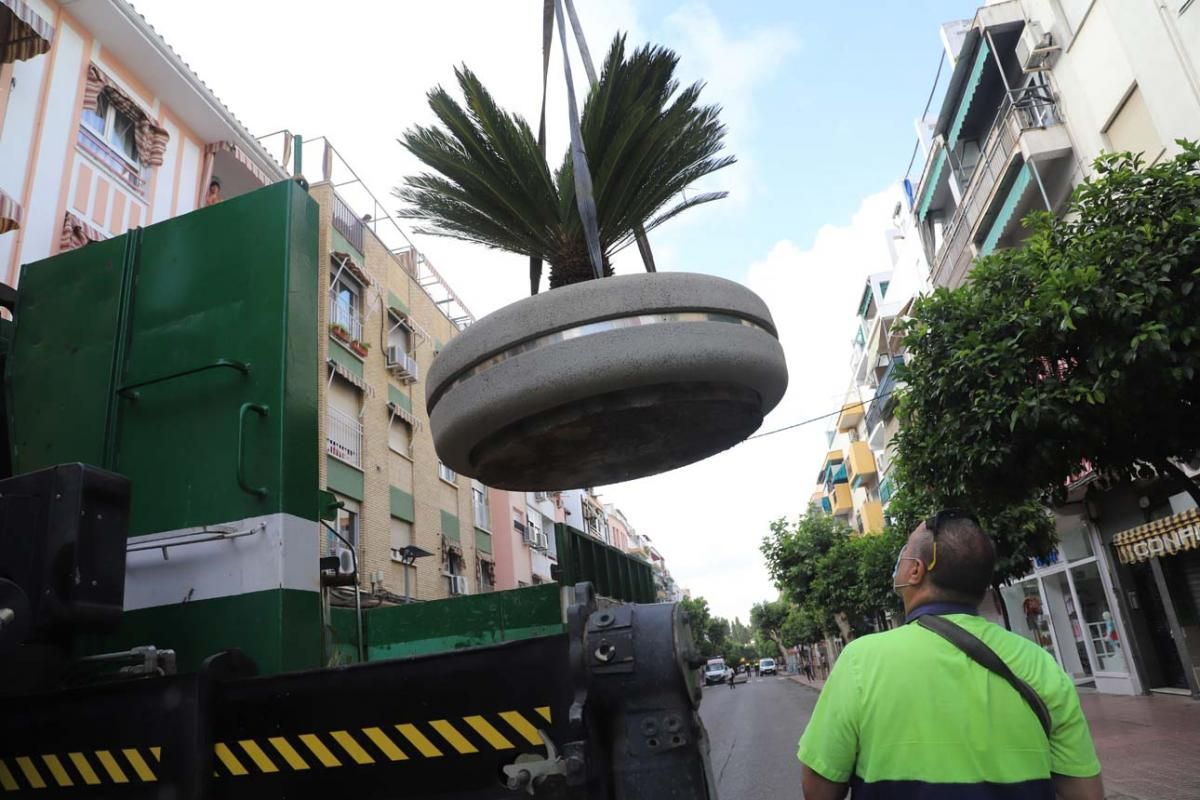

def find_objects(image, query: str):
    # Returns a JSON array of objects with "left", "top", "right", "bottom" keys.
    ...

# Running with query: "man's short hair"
[{"left": 915, "top": 515, "right": 996, "bottom": 603}]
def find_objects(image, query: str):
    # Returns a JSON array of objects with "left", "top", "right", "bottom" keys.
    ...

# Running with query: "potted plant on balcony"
[
  {"left": 400, "top": 35, "right": 787, "bottom": 490},
  {"left": 329, "top": 322, "right": 351, "bottom": 344},
  {"left": 350, "top": 340, "right": 370, "bottom": 358}
]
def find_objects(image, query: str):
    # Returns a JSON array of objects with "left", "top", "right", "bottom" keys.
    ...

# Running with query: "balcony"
[
  {"left": 332, "top": 192, "right": 364, "bottom": 253},
  {"left": 327, "top": 408, "right": 363, "bottom": 468},
  {"left": 932, "top": 86, "right": 1070, "bottom": 288},
  {"left": 823, "top": 462, "right": 848, "bottom": 489},
  {"left": 879, "top": 475, "right": 897, "bottom": 506},
  {"left": 836, "top": 401, "right": 865, "bottom": 432},
  {"left": 329, "top": 294, "right": 363, "bottom": 344},
  {"left": 856, "top": 500, "right": 885, "bottom": 535},
  {"left": 847, "top": 441, "right": 877, "bottom": 488},
  {"left": 827, "top": 484, "right": 852, "bottom": 517},
  {"left": 865, "top": 356, "right": 905, "bottom": 434}
]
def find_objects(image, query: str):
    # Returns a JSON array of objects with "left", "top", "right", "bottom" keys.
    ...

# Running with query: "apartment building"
[{"left": 0, "top": 0, "right": 287, "bottom": 281}]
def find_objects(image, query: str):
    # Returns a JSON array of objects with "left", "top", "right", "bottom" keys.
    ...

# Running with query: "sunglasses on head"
[{"left": 920, "top": 509, "right": 979, "bottom": 572}]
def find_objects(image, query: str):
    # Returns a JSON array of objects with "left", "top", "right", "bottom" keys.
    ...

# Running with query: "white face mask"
[{"left": 892, "top": 548, "right": 924, "bottom": 591}]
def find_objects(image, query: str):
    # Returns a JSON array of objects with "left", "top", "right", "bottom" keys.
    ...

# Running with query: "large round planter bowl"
[{"left": 427, "top": 272, "right": 788, "bottom": 490}]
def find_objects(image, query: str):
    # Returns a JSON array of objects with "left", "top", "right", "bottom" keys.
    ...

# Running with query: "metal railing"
[
  {"left": 332, "top": 192, "right": 365, "bottom": 253},
  {"left": 472, "top": 493, "right": 490, "bottom": 531},
  {"left": 932, "top": 86, "right": 1061, "bottom": 288},
  {"left": 327, "top": 408, "right": 363, "bottom": 468},
  {"left": 865, "top": 356, "right": 905, "bottom": 434},
  {"left": 328, "top": 294, "right": 363, "bottom": 343}
]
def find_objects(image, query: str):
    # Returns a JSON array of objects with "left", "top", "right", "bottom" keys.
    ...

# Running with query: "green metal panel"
[
  {"left": 551, "top": 524, "right": 653, "bottom": 603},
  {"left": 390, "top": 486, "right": 415, "bottom": 522},
  {"left": 475, "top": 527, "right": 492, "bottom": 554},
  {"left": 329, "top": 338, "right": 364, "bottom": 376},
  {"left": 10, "top": 181, "right": 321, "bottom": 535},
  {"left": 947, "top": 39, "right": 992, "bottom": 150},
  {"left": 387, "top": 290, "right": 408, "bottom": 314},
  {"left": 980, "top": 162, "right": 1034, "bottom": 256},
  {"left": 330, "top": 583, "right": 564, "bottom": 662},
  {"left": 327, "top": 455, "right": 364, "bottom": 500},
  {"left": 331, "top": 227, "right": 362, "bottom": 261},
  {"left": 441, "top": 510, "right": 460, "bottom": 541},
  {"left": 82, "top": 588, "right": 321, "bottom": 674},
  {"left": 388, "top": 384, "right": 412, "bottom": 412}
]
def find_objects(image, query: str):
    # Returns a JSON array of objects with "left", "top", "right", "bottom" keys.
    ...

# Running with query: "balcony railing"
[
  {"left": 329, "top": 294, "right": 363, "bottom": 343},
  {"left": 473, "top": 499, "right": 490, "bottom": 530},
  {"left": 327, "top": 408, "right": 363, "bottom": 468},
  {"left": 932, "top": 86, "right": 1061, "bottom": 288},
  {"left": 332, "top": 192, "right": 365, "bottom": 253},
  {"left": 865, "top": 356, "right": 905, "bottom": 434}
]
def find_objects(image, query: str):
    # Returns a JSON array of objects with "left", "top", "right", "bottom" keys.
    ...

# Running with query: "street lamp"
[{"left": 395, "top": 545, "right": 433, "bottom": 604}]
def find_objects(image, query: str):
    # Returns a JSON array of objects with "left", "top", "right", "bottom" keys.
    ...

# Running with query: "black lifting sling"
[{"left": 916, "top": 614, "right": 1053, "bottom": 738}]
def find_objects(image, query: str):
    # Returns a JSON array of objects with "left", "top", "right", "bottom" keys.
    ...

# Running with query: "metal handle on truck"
[{"left": 236, "top": 402, "right": 269, "bottom": 497}]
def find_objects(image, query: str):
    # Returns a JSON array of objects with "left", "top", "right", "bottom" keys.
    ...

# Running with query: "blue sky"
[{"left": 137, "top": 0, "right": 974, "bottom": 621}]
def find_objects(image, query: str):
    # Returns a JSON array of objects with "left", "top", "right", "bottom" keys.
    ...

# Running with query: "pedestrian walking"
[
  {"left": 802, "top": 654, "right": 814, "bottom": 682},
  {"left": 818, "top": 649, "right": 828, "bottom": 679},
  {"left": 798, "top": 510, "right": 1104, "bottom": 800}
]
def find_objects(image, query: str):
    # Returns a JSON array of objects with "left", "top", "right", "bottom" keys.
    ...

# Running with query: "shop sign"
[{"left": 1113, "top": 508, "right": 1200, "bottom": 564}]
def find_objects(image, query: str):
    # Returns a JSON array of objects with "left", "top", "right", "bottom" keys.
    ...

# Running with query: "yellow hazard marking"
[
  {"left": 68, "top": 753, "right": 101, "bottom": 786},
  {"left": 268, "top": 737, "right": 310, "bottom": 771},
  {"left": 429, "top": 720, "right": 478, "bottom": 754},
  {"left": 0, "top": 759, "right": 18, "bottom": 792},
  {"left": 463, "top": 715, "right": 515, "bottom": 750},
  {"left": 395, "top": 724, "right": 443, "bottom": 758},
  {"left": 13, "top": 757, "right": 45, "bottom": 789},
  {"left": 500, "top": 711, "right": 544, "bottom": 746},
  {"left": 298, "top": 734, "right": 342, "bottom": 768},
  {"left": 123, "top": 748, "right": 157, "bottom": 782},
  {"left": 214, "top": 743, "right": 249, "bottom": 776},
  {"left": 536, "top": 706, "right": 553, "bottom": 723},
  {"left": 330, "top": 731, "right": 374, "bottom": 765},
  {"left": 362, "top": 727, "right": 408, "bottom": 761},
  {"left": 150, "top": 747, "right": 161, "bottom": 761},
  {"left": 41, "top": 754, "right": 73, "bottom": 787},
  {"left": 238, "top": 740, "right": 279, "bottom": 773},
  {"left": 95, "top": 749, "right": 129, "bottom": 783}
]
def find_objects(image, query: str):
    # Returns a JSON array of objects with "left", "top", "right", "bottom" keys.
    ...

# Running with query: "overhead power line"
[
  {"left": 746, "top": 389, "right": 899, "bottom": 441},
  {"left": 904, "top": 51, "right": 947, "bottom": 180}
]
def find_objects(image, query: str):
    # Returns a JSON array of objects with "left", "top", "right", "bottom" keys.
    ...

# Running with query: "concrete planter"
[{"left": 427, "top": 272, "right": 788, "bottom": 490}]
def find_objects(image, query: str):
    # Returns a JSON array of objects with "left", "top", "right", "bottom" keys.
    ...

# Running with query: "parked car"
[{"left": 759, "top": 657, "right": 777, "bottom": 676}]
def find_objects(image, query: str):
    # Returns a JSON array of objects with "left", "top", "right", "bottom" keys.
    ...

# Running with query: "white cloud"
[{"left": 599, "top": 186, "right": 903, "bottom": 622}]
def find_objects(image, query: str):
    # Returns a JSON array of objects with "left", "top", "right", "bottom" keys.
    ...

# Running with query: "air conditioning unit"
[
  {"left": 1016, "top": 21, "right": 1058, "bottom": 72},
  {"left": 449, "top": 575, "right": 470, "bottom": 595},
  {"left": 533, "top": 491, "right": 548, "bottom": 502},
  {"left": 385, "top": 346, "right": 420, "bottom": 384},
  {"left": 533, "top": 532, "right": 550, "bottom": 552}
]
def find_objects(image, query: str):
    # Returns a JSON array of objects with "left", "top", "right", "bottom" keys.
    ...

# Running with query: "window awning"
[
  {"left": 917, "top": 148, "right": 947, "bottom": 223},
  {"left": 205, "top": 141, "right": 271, "bottom": 186},
  {"left": 84, "top": 65, "right": 170, "bottom": 166},
  {"left": 1, "top": 0, "right": 53, "bottom": 64},
  {"left": 0, "top": 188, "right": 21, "bottom": 235},
  {"left": 59, "top": 211, "right": 105, "bottom": 251},
  {"left": 331, "top": 251, "right": 371, "bottom": 288},
  {"left": 1113, "top": 507, "right": 1200, "bottom": 564},
  {"left": 978, "top": 161, "right": 1033, "bottom": 256},
  {"left": 947, "top": 39, "right": 992, "bottom": 150},
  {"left": 387, "top": 401, "right": 423, "bottom": 431}
]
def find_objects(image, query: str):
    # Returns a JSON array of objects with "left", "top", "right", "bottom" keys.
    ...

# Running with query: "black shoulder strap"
[{"left": 916, "top": 615, "right": 1052, "bottom": 737}]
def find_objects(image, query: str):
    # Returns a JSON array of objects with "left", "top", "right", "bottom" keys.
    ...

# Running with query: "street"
[{"left": 700, "top": 675, "right": 813, "bottom": 799}]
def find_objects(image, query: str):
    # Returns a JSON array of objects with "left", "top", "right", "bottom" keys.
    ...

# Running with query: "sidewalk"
[{"left": 787, "top": 673, "right": 1200, "bottom": 799}]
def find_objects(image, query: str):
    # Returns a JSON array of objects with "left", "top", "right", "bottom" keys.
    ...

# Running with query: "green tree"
[
  {"left": 780, "top": 603, "right": 826, "bottom": 647},
  {"left": 750, "top": 599, "right": 790, "bottom": 655},
  {"left": 896, "top": 144, "right": 1200, "bottom": 517},
  {"left": 679, "top": 596, "right": 719, "bottom": 659},
  {"left": 397, "top": 35, "right": 732, "bottom": 290}
]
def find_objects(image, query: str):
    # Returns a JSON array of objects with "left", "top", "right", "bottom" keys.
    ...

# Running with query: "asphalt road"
[{"left": 699, "top": 674, "right": 817, "bottom": 799}]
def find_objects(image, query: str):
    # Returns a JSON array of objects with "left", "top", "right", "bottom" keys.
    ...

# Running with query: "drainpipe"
[{"left": 985, "top": 29, "right": 1054, "bottom": 212}]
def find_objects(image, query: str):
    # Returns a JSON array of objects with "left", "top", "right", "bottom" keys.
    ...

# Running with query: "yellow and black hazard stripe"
[
  {"left": 0, "top": 746, "right": 160, "bottom": 792},
  {"left": 211, "top": 706, "right": 553, "bottom": 777}
]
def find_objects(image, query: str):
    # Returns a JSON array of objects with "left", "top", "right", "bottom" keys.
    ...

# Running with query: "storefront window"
[
  {"left": 1058, "top": 520, "right": 1094, "bottom": 561},
  {"left": 1071, "top": 561, "right": 1126, "bottom": 673},
  {"left": 1000, "top": 581, "right": 1056, "bottom": 657},
  {"left": 1043, "top": 571, "right": 1092, "bottom": 680}
]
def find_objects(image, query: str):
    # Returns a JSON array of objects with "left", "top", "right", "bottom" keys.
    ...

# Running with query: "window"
[
  {"left": 388, "top": 312, "right": 412, "bottom": 354},
  {"left": 444, "top": 549, "right": 465, "bottom": 594},
  {"left": 438, "top": 461, "right": 457, "bottom": 484},
  {"left": 327, "top": 504, "right": 358, "bottom": 555},
  {"left": 1104, "top": 85, "right": 1164, "bottom": 165},
  {"left": 472, "top": 483, "right": 490, "bottom": 530},
  {"left": 388, "top": 411, "right": 412, "bottom": 455},
  {"left": 81, "top": 93, "right": 140, "bottom": 167},
  {"left": 329, "top": 269, "right": 363, "bottom": 342},
  {"left": 389, "top": 518, "right": 413, "bottom": 561},
  {"left": 478, "top": 559, "right": 495, "bottom": 592}
]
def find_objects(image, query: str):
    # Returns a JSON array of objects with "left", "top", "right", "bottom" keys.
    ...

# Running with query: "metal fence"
[
  {"left": 327, "top": 408, "right": 363, "bottom": 468},
  {"left": 332, "top": 192, "right": 364, "bottom": 253}
]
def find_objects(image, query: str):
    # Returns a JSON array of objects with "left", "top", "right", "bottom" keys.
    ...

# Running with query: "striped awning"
[
  {"left": 1, "top": 0, "right": 53, "bottom": 65},
  {"left": 917, "top": 148, "right": 947, "bottom": 222},
  {"left": 947, "top": 39, "right": 992, "bottom": 150},
  {"left": 387, "top": 401, "right": 423, "bottom": 431},
  {"left": 0, "top": 188, "right": 21, "bottom": 235},
  {"left": 1112, "top": 507, "right": 1200, "bottom": 564},
  {"left": 979, "top": 162, "right": 1033, "bottom": 256},
  {"left": 205, "top": 141, "right": 271, "bottom": 186}
]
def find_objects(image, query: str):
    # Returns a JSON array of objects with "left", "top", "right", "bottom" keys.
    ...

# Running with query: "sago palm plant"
[{"left": 396, "top": 35, "right": 733, "bottom": 290}]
